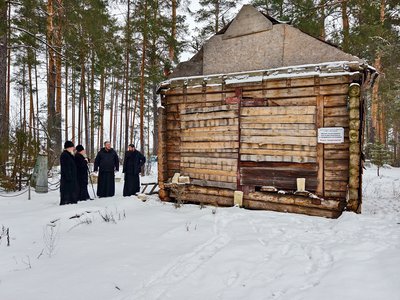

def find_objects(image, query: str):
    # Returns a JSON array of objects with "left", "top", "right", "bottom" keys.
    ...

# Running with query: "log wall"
[{"left": 158, "top": 73, "right": 361, "bottom": 217}]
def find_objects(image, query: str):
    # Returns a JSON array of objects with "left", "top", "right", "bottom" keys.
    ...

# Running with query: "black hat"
[
  {"left": 64, "top": 141, "right": 74, "bottom": 149},
  {"left": 128, "top": 144, "right": 135, "bottom": 148},
  {"left": 76, "top": 145, "right": 84, "bottom": 152}
]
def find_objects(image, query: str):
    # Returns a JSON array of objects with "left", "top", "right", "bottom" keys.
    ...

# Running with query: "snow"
[{"left": 0, "top": 167, "right": 399, "bottom": 300}]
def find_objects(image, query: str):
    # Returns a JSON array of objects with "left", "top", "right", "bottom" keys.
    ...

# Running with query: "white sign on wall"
[{"left": 318, "top": 127, "right": 344, "bottom": 144}]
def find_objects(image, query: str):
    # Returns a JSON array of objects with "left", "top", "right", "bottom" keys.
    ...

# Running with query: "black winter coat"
[
  {"left": 75, "top": 152, "right": 91, "bottom": 200},
  {"left": 75, "top": 152, "right": 89, "bottom": 185},
  {"left": 94, "top": 148, "right": 119, "bottom": 173},
  {"left": 60, "top": 150, "right": 78, "bottom": 205},
  {"left": 123, "top": 150, "right": 146, "bottom": 175}
]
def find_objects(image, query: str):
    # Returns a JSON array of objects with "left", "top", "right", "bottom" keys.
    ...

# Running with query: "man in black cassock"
[
  {"left": 60, "top": 141, "right": 78, "bottom": 205},
  {"left": 123, "top": 144, "right": 146, "bottom": 196},
  {"left": 94, "top": 141, "right": 119, "bottom": 198},
  {"left": 74, "top": 144, "right": 91, "bottom": 201}
]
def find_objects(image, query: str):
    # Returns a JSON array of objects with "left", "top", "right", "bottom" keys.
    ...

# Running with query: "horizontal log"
[
  {"left": 181, "top": 148, "right": 239, "bottom": 154},
  {"left": 181, "top": 172, "right": 236, "bottom": 183},
  {"left": 324, "top": 95, "right": 347, "bottom": 107},
  {"left": 324, "top": 170, "right": 349, "bottom": 181},
  {"left": 181, "top": 185, "right": 235, "bottom": 196},
  {"left": 169, "top": 192, "right": 234, "bottom": 207},
  {"left": 181, "top": 152, "right": 238, "bottom": 159},
  {"left": 241, "top": 135, "right": 317, "bottom": 146},
  {"left": 181, "top": 141, "right": 239, "bottom": 150},
  {"left": 190, "top": 180, "right": 237, "bottom": 190},
  {"left": 241, "top": 106, "right": 316, "bottom": 116},
  {"left": 240, "top": 123, "right": 315, "bottom": 130},
  {"left": 183, "top": 125, "right": 238, "bottom": 133},
  {"left": 324, "top": 191, "right": 347, "bottom": 199},
  {"left": 265, "top": 86, "right": 316, "bottom": 98},
  {"left": 324, "top": 159, "right": 349, "bottom": 171},
  {"left": 240, "top": 128, "right": 316, "bottom": 137},
  {"left": 323, "top": 143, "right": 349, "bottom": 150},
  {"left": 241, "top": 176, "right": 317, "bottom": 191},
  {"left": 181, "top": 110, "right": 238, "bottom": 122},
  {"left": 182, "top": 118, "right": 238, "bottom": 129},
  {"left": 241, "top": 143, "right": 317, "bottom": 152},
  {"left": 181, "top": 104, "right": 237, "bottom": 115},
  {"left": 244, "top": 199, "right": 343, "bottom": 218},
  {"left": 181, "top": 156, "right": 237, "bottom": 166},
  {"left": 181, "top": 167, "right": 236, "bottom": 177},
  {"left": 319, "top": 84, "right": 348, "bottom": 95},
  {"left": 245, "top": 191, "right": 344, "bottom": 211},
  {"left": 324, "top": 106, "right": 348, "bottom": 117},
  {"left": 240, "top": 161, "right": 318, "bottom": 171},
  {"left": 324, "top": 116, "right": 349, "bottom": 127},
  {"left": 267, "top": 97, "right": 317, "bottom": 106},
  {"left": 241, "top": 114, "right": 315, "bottom": 124},
  {"left": 180, "top": 162, "right": 236, "bottom": 172},
  {"left": 240, "top": 148, "right": 317, "bottom": 158},
  {"left": 181, "top": 133, "right": 238, "bottom": 142},
  {"left": 324, "top": 181, "right": 348, "bottom": 191},
  {"left": 240, "top": 154, "right": 317, "bottom": 163},
  {"left": 324, "top": 150, "right": 349, "bottom": 159}
]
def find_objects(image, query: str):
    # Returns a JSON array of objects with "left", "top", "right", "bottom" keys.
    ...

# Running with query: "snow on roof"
[{"left": 159, "top": 61, "right": 374, "bottom": 92}]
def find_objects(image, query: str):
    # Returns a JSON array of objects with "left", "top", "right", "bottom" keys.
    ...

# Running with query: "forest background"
[{"left": 0, "top": 0, "right": 399, "bottom": 190}]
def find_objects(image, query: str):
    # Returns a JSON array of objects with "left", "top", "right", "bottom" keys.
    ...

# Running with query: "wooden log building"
[{"left": 157, "top": 5, "right": 377, "bottom": 218}]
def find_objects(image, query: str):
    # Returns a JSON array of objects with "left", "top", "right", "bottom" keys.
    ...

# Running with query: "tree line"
[{"left": 0, "top": 0, "right": 399, "bottom": 190}]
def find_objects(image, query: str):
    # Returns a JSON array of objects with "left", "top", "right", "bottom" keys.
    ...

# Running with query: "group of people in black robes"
[
  {"left": 60, "top": 140, "right": 146, "bottom": 205},
  {"left": 59, "top": 141, "right": 91, "bottom": 205}
]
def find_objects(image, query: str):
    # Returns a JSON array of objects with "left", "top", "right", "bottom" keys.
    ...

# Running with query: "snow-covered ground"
[{"left": 0, "top": 166, "right": 399, "bottom": 300}]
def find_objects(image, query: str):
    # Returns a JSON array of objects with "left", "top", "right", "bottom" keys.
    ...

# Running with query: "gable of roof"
[{"left": 170, "top": 5, "right": 365, "bottom": 78}]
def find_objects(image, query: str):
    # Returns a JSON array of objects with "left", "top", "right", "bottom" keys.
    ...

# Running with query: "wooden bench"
[{"left": 141, "top": 182, "right": 158, "bottom": 195}]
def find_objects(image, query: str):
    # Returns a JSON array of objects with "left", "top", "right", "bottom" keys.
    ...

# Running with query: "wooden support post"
[
  {"left": 315, "top": 76, "right": 324, "bottom": 197},
  {"left": 157, "top": 106, "right": 168, "bottom": 200},
  {"left": 347, "top": 83, "right": 361, "bottom": 213}
]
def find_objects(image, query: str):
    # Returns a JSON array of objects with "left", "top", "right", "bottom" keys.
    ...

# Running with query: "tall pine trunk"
[
  {"left": 0, "top": 0, "right": 8, "bottom": 174},
  {"left": 139, "top": 0, "right": 148, "bottom": 155}
]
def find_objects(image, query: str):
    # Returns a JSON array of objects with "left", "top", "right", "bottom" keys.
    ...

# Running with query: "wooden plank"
[
  {"left": 245, "top": 191, "right": 344, "bottom": 211},
  {"left": 181, "top": 148, "right": 239, "bottom": 154},
  {"left": 325, "top": 170, "right": 349, "bottom": 181},
  {"left": 181, "top": 133, "right": 237, "bottom": 142},
  {"left": 240, "top": 165, "right": 317, "bottom": 177},
  {"left": 324, "top": 191, "right": 347, "bottom": 199},
  {"left": 183, "top": 125, "right": 238, "bottom": 133},
  {"left": 265, "top": 86, "right": 316, "bottom": 98},
  {"left": 182, "top": 172, "right": 236, "bottom": 183},
  {"left": 241, "top": 174, "right": 318, "bottom": 191},
  {"left": 190, "top": 180, "right": 237, "bottom": 190},
  {"left": 324, "top": 106, "right": 348, "bottom": 117},
  {"left": 181, "top": 104, "right": 237, "bottom": 114},
  {"left": 319, "top": 84, "right": 348, "bottom": 95},
  {"left": 241, "top": 106, "right": 316, "bottom": 116},
  {"left": 169, "top": 192, "right": 234, "bottom": 207},
  {"left": 324, "top": 95, "right": 347, "bottom": 107},
  {"left": 324, "top": 159, "right": 349, "bottom": 171},
  {"left": 241, "top": 123, "right": 315, "bottom": 130},
  {"left": 180, "top": 141, "right": 239, "bottom": 150},
  {"left": 241, "top": 128, "right": 316, "bottom": 137},
  {"left": 240, "top": 155, "right": 317, "bottom": 163},
  {"left": 181, "top": 152, "right": 238, "bottom": 159},
  {"left": 181, "top": 167, "right": 236, "bottom": 177},
  {"left": 240, "top": 148, "right": 317, "bottom": 158},
  {"left": 324, "top": 116, "right": 349, "bottom": 127},
  {"left": 182, "top": 118, "right": 238, "bottom": 129},
  {"left": 244, "top": 199, "right": 343, "bottom": 218},
  {"left": 241, "top": 114, "right": 315, "bottom": 124},
  {"left": 267, "top": 97, "right": 317, "bottom": 106},
  {"left": 241, "top": 135, "right": 317, "bottom": 146},
  {"left": 181, "top": 156, "right": 237, "bottom": 166},
  {"left": 324, "top": 181, "right": 348, "bottom": 191},
  {"left": 180, "top": 162, "right": 236, "bottom": 172},
  {"left": 324, "top": 150, "right": 349, "bottom": 159},
  {"left": 181, "top": 110, "right": 238, "bottom": 121}
]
